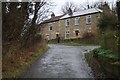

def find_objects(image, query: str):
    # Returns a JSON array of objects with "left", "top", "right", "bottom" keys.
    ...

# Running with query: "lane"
[{"left": 24, "top": 44, "right": 98, "bottom": 78}]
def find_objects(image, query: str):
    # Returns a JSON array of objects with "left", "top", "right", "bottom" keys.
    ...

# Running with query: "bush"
[
  {"left": 34, "top": 34, "right": 42, "bottom": 42},
  {"left": 93, "top": 48, "right": 119, "bottom": 60},
  {"left": 92, "top": 48, "right": 120, "bottom": 78},
  {"left": 82, "top": 32, "right": 95, "bottom": 39}
]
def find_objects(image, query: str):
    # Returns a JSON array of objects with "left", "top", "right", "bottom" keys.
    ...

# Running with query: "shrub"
[
  {"left": 34, "top": 33, "right": 42, "bottom": 42},
  {"left": 82, "top": 32, "right": 95, "bottom": 39},
  {"left": 91, "top": 48, "right": 120, "bottom": 78}
]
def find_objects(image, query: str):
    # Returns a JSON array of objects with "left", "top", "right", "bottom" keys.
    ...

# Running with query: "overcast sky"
[{"left": 50, "top": 0, "right": 117, "bottom": 16}]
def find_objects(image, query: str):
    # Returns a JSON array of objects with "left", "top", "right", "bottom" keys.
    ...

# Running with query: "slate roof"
[
  {"left": 42, "top": 8, "right": 102, "bottom": 24},
  {"left": 60, "top": 8, "right": 102, "bottom": 19},
  {"left": 42, "top": 14, "right": 65, "bottom": 24}
]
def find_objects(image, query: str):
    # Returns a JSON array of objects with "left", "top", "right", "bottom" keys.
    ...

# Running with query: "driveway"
[{"left": 24, "top": 44, "right": 98, "bottom": 78}]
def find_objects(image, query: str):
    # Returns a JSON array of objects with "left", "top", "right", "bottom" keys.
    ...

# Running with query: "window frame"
[
  {"left": 65, "top": 19, "right": 70, "bottom": 27},
  {"left": 74, "top": 17, "right": 79, "bottom": 26},
  {"left": 65, "top": 31, "right": 70, "bottom": 39},
  {"left": 48, "top": 23, "right": 52, "bottom": 31},
  {"left": 86, "top": 15, "right": 92, "bottom": 25}
]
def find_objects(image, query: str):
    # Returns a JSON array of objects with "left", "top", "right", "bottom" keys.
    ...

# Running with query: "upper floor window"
[
  {"left": 49, "top": 26, "right": 52, "bottom": 31},
  {"left": 86, "top": 15, "right": 92, "bottom": 24},
  {"left": 66, "top": 19, "right": 70, "bottom": 27},
  {"left": 48, "top": 23, "right": 52, "bottom": 31},
  {"left": 74, "top": 17, "right": 79, "bottom": 26}
]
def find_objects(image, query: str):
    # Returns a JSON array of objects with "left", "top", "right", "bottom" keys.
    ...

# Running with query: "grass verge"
[
  {"left": 49, "top": 42, "right": 98, "bottom": 46},
  {"left": 18, "top": 46, "right": 48, "bottom": 78},
  {"left": 60, "top": 42, "right": 98, "bottom": 46},
  {"left": 48, "top": 38, "right": 99, "bottom": 46},
  {"left": 85, "top": 51, "right": 106, "bottom": 78},
  {"left": 85, "top": 48, "right": 120, "bottom": 79},
  {"left": 2, "top": 42, "right": 48, "bottom": 78}
]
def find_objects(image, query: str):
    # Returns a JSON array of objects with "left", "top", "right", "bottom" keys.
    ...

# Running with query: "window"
[
  {"left": 66, "top": 19, "right": 70, "bottom": 27},
  {"left": 86, "top": 15, "right": 92, "bottom": 24},
  {"left": 45, "top": 34, "right": 50, "bottom": 40},
  {"left": 49, "top": 26, "right": 52, "bottom": 31},
  {"left": 65, "top": 31, "right": 70, "bottom": 39},
  {"left": 48, "top": 23, "right": 52, "bottom": 31},
  {"left": 74, "top": 17, "right": 79, "bottom": 26}
]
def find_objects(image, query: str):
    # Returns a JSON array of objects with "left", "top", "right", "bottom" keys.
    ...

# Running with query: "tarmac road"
[{"left": 24, "top": 44, "right": 99, "bottom": 78}]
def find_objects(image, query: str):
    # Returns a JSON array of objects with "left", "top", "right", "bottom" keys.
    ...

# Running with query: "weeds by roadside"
[
  {"left": 2, "top": 40, "right": 48, "bottom": 78},
  {"left": 85, "top": 48, "right": 120, "bottom": 79}
]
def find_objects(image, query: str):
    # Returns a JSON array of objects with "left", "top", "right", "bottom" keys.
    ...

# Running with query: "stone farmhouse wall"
[{"left": 41, "top": 13, "right": 101, "bottom": 40}]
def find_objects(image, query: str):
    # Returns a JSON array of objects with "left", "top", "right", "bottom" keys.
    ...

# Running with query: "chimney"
[
  {"left": 67, "top": 8, "right": 73, "bottom": 16},
  {"left": 51, "top": 12, "right": 55, "bottom": 18},
  {"left": 87, "top": 5, "right": 90, "bottom": 9}
]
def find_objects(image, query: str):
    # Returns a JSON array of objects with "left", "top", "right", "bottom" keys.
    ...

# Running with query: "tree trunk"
[{"left": 116, "top": 2, "right": 120, "bottom": 78}]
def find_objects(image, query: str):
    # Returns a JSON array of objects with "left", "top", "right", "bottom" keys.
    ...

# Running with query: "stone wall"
[{"left": 41, "top": 13, "right": 100, "bottom": 40}]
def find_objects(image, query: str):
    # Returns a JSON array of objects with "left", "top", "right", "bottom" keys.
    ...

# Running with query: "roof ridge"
[
  {"left": 72, "top": 8, "right": 100, "bottom": 14},
  {"left": 77, "top": 8, "right": 97, "bottom": 12},
  {"left": 42, "top": 14, "right": 65, "bottom": 24},
  {"left": 94, "top": 7, "right": 103, "bottom": 12},
  {"left": 60, "top": 8, "right": 102, "bottom": 19},
  {"left": 42, "top": 8, "right": 103, "bottom": 23}
]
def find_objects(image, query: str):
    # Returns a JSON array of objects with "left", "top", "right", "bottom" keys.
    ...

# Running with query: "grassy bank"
[
  {"left": 61, "top": 42, "right": 98, "bottom": 46},
  {"left": 85, "top": 48, "right": 120, "bottom": 79},
  {"left": 85, "top": 50, "right": 106, "bottom": 78},
  {"left": 48, "top": 37, "right": 99, "bottom": 46},
  {"left": 2, "top": 41, "right": 48, "bottom": 78}
]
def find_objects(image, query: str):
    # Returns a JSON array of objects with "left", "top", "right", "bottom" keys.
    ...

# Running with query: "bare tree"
[
  {"left": 116, "top": 0, "right": 120, "bottom": 57},
  {"left": 79, "top": 1, "right": 109, "bottom": 9},
  {"left": 90, "top": 1, "right": 109, "bottom": 9},
  {"left": 2, "top": 0, "right": 53, "bottom": 47},
  {"left": 21, "top": 0, "right": 53, "bottom": 47},
  {"left": 61, "top": 2, "right": 79, "bottom": 14}
]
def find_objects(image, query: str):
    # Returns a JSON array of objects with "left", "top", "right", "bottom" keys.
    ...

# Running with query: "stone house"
[{"left": 41, "top": 8, "right": 102, "bottom": 40}]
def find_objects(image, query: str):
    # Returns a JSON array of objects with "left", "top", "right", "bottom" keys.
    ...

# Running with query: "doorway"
[{"left": 75, "top": 30, "right": 79, "bottom": 36}]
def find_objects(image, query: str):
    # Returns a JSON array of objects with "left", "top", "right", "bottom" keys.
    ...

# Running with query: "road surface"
[{"left": 24, "top": 44, "right": 98, "bottom": 78}]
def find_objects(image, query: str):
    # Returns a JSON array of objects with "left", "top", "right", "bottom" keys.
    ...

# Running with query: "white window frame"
[
  {"left": 86, "top": 15, "right": 92, "bottom": 24},
  {"left": 65, "top": 19, "right": 70, "bottom": 27},
  {"left": 48, "top": 23, "right": 52, "bottom": 31},
  {"left": 74, "top": 17, "right": 79, "bottom": 26},
  {"left": 65, "top": 31, "right": 70, "bottom": 39},
  {"left": 45, "top": 34, "right": 50, "bottom": 40}
]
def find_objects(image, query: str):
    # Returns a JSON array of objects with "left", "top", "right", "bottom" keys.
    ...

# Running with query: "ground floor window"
[
  {"left": 65, "top": 31, "right": 70, "bottom": 39},
  {"left": 45, "top": 34, "right": 50, "bottom": 41}
]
